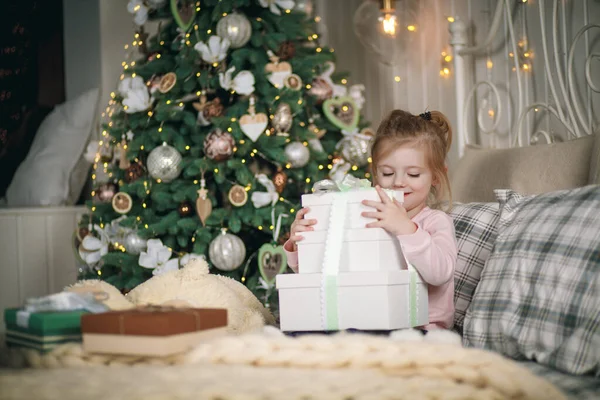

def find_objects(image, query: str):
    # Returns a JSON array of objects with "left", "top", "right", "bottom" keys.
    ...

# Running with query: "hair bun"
[{"left": 428, "top": 111, "right": 453, "bottom": 155}]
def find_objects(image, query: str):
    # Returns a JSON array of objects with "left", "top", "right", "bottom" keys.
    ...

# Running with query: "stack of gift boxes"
[
  {"left": 4, "top": 301, "right": 228, "bottom": 357},
  {"left": 276, "top": 182, "right": 429, "bottom": 332}
]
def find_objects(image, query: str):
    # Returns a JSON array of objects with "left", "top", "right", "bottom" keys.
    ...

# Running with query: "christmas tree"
[{"left": 76, "top": 0, "right": 372, "bottom": 311}]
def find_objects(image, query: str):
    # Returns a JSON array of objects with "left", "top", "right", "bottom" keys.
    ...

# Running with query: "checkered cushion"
[
  {"left": 463, "top": 185, "right": 600, "bottom": 375},
  {"left": 449, "top": 202, "right": 500, "bottom": 333}
]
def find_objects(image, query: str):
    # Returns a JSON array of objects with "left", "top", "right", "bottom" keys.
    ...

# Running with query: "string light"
[{"left": 447, "top": 16, "right": 455, "bottom": 22}]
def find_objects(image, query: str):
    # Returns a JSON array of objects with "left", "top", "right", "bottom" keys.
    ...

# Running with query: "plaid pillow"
[
  {"left": 463, "top": 185, "right": 600, "bottom": 376},
  {"left": 449, "top": 202, "right": 500, "bottom": 333}
]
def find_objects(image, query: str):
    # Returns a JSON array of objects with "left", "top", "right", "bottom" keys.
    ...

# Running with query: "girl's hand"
[
  {"left": 361, "top": 185, "right": 416, "bottom": 236},
  {"left": 289, "top": 207, "right": 317, "bottom": 250}
]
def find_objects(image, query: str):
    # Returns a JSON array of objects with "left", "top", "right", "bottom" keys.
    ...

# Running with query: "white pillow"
[{"left": 6, "top": 88, "right": 100, "bottom": 207}]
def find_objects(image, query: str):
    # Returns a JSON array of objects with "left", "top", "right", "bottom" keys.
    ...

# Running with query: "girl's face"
[{"left": 375, "top": 144, "right": 435, "bottom": 216}]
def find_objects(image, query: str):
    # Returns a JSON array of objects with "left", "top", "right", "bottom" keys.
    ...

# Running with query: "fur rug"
[{"left": 0, "top": 329, "right": 566, "bottom": 400}]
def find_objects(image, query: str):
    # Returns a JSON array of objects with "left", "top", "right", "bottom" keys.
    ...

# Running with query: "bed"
[{"left": 1, "top": 0, "right": 599, "bottom": 399}]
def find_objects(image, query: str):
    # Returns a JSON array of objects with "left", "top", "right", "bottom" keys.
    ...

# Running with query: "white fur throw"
[{"left": 1, "top": 329, "right": 566, "bottom": 400}]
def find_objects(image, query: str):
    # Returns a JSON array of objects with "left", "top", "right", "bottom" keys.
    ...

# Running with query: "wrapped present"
[
  {"left": 81, "top": 307, "right": 228, "bottom": 357},
  {"left": 298, "top": 176, "right": 406, "bottom": 273},
  {"left": 4, "top": 308, "right": 86, "bottom": 352},
  {"left": 277, "top": 175, "right": 429, "bottom": 332},
  {"left": 277, "top": 271, "right": 428, "bottom": 331}
]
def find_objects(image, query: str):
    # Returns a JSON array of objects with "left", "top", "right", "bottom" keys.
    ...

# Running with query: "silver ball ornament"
[
  {"left": 284, "top": 142, "right": 310, "bottom": 168},
  {"left": 124, "top": 232, "right": 147, "bottom": 255},
  {"left": 339, "top": 136, "right": 370, "bottom": 166},
  {"left": 147, "top": 142, "right": 182, "bottom": 182},
  {"left": 216, "top": 12, "right": 252, "bottom": 49},
  {"left": 209, "top": 230, "right": 246, "bottom": 271}
]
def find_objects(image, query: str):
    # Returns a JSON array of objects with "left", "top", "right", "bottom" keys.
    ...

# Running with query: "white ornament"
[
  {"left": 219, "top": 67, "right": 255, "bottom": 96},
  {"left": 285, "top": 142, "right": 310, "bottom": 168},
  {"left": 127, "top": 0, "right": 148, "bottom": 25},
  {"left": 308, "top": 138, "right": 324, "bottom": 152},
  {"left": 78, "top": 225, "right": 109, "bottom": 266},
  {"left": 337, "top": 135, "right": 370, "bottom": 166},
  {"left": 118, "top": 76, "right": 152, "bottom": 113},
  {"left": 124, "top": 232, "right": 147, "bottom": 255},
  {"left": 251, "top": 174, "right": 279, "bottom": 208},
  {"left": 194, "top": 36, "right": 230, "bottom": 64},
  {"left": 209, "top": 230, "right": 246, "bottom": 271},
  {"left": 259, "top": 0, "right": 296, "bottom": 15},
  {"left": 139, "top": 239, "right": 179, "bottom": 276},
  {"left": 147, "top": 142, "right": 182, "bottom": 182},
  {"left": 216, "top": 12, "right": 252, "bottom": 48}
]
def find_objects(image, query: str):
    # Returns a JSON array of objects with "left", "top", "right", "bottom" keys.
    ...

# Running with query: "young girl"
[{"left": 284, "top": 109, "right": 457, "bottom": 331}]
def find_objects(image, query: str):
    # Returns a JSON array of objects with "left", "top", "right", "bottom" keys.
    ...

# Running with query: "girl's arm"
[
  {"left": 283, "top": 240, "right": 299, "bottom": 273},
  {"left": 396, "top": 212, "right": 456, "bottom": 286}
]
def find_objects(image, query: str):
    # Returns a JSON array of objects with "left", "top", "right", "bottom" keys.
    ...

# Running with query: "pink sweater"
[{"left": 283, "top": 207, "right": 457, "bottom": 330}]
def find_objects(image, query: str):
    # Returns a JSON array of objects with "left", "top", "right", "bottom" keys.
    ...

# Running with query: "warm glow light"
[
  {"left": 380, "top": 13, "right": 397, "bottom": 37},
  {"left": 447, "top": 16, "right": 455, "bottom": 22},
  {"left": 487, "top": 59, "right": 494, "bottom": 69},
  {"left": 407, "top": 25, "right": 416, "bottom": 32},
  {"left": 394, "top": 76, "right": 401, "bottom": 82}
]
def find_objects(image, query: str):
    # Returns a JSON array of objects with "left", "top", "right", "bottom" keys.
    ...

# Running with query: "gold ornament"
[
  {"left": 308, "top": 77, "right": 333, "bottom": 104},
  {"left": 272, "top": 103, "right": 293, "bottom": 135},
  {"left": 193, "top": 95, "right": 224, "bottom": 126},
  {"left": 196, "top": 176, "right": 212, "bottom": 226},
  {"left": 273, "top": 170, "right": 287, "bottom": 193},
  {"left": 158, "top": 72, "right": 177, "bottom": 93},
  {"left": 228, "top": 185, "right": 248, "bottom": 207},
  {"left": 112, "top": 192, "right": 133, "bottom": 214},
  {"left": 284, "top": 74, "right": 302, "bottom": 91},
  {"left": 117, "top": 138, "right": 130, "bottom": 170}
]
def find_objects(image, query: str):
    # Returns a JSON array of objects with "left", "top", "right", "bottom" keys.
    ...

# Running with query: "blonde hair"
[{"left": 370, "top": 110, "right": 453, "bottom": 210}]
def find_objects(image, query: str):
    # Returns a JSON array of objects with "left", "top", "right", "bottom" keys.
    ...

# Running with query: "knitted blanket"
[{"left": 0, "top": 330, "right": 567, "bottom": 400}]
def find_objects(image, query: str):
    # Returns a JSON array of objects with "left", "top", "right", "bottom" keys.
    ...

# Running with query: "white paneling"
[{"left": 0, "top": 207, "right": 86, "bottom": 333}]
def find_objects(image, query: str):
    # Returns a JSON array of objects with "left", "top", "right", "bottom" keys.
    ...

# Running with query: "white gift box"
[
  {"left": 276, "top": 270, "right": 429, "bottom": 331},
  {"left": 298, "top": 189, "right": 405, "bottom": 273}
]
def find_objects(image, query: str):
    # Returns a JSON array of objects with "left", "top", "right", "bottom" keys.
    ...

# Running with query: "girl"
[{"left": 284, "top": 109, "right": 457, "bottom": 330}]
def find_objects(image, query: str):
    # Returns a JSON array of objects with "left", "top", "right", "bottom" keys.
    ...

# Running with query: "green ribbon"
[{"left": 408, "top": 264, "right": 418, "bottom": 326}]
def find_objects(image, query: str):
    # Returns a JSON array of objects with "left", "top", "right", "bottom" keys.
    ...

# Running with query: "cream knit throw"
[{"left": 0, "top": 330, "right": 567, "bottom": 400}]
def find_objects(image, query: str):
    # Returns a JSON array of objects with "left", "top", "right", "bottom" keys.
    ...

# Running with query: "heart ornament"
[
  {"left": 240, "top": 96, "right": 268, "bottom": 142},
  {"left": 258, "top": 243, "right": 288, "bottom": 286},
  {"left": 170, "top": 0, "right": 197, "bottom": 32},
  {"left": 239, "top": 113, "right": 268, "bottom": 142},
  {"left": 323, "top": 96, "right": 360, "bottom": 132},
  {"left": 265, "top": 61, "right": 293, "bottom": 89}
]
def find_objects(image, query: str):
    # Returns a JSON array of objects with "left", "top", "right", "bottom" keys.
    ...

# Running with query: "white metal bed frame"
[{"left": 449, "top": 0, "right": 599, "bottom": 159}]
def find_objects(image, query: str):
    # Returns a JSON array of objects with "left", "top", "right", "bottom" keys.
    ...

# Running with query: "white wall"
[{"left": 63, "top": 0, "right": 101, "bottom": 101}]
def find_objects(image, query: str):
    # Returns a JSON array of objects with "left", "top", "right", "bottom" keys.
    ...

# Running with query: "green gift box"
[{"left": 4, "top": 308, "right": 86, "bottom": 352}]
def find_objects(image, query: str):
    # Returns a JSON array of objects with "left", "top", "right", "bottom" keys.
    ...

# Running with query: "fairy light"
[
  {"left": 227, "top": 127, "right": 232, "bottom": 132},
  {"left": 327, "top": 164, "right": 332, "bottom": 169},
  {"left": 214, "top": 168, "right": 219, "bottom": 173},
  {"left": 305, "top": 178, "right": 311, "bottom": 183},
  {"left": 318, "top": 165, "right": 324, "bottom": 170},
  {"left": 196, "top": 72, "right": 201, "bottom": 77},
  {"left": 290, "top": 208, "right": 295, "bottom": 213},
  {"left": 285, "top": 9, "right": 291, "bottom": 13},
  {"left": 285, "top": 163, "right": 291, "bottom": 169},
  {"left": 447, "top": 16, "right": 455, "bottom": 22},
  {"left": 258, "top": 226, "right": 263, "bottom": 230},
  {"left": 352, "top": 165, "right": 358, "bottom": 171},
  {"left": 316, "top": 47, "right": 322, "bottom": 53},
  {"left": 341, "top": 79, "right": 347, "bottom": 84},
  {"left": 207, "top": 29, "right": 212, "bottom": 34},
  {"left": 394, "top": 76, "right": 401, "bottom": 82},
  {"left": 407, "top": 25, "right": 416, "bottom": 32},
  {"left": 185, "top": 145, "right": 190, "bottom": 150},
  {"left": 487, "top": 59, "right": 493, "bottom": 69},
  {"left": 306, "top": 84, "right": 312, "bottom": 90},
  {"left": 239, "top": 139, "right": 245, "bottom": 144}
]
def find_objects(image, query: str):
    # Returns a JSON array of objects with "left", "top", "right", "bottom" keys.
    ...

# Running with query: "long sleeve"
[
  {"left": 396, "top": 210, "right": 457, "bottom": 286},
  {"left": 283, "top": 239, "right": 299, "bottom": 273}
]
